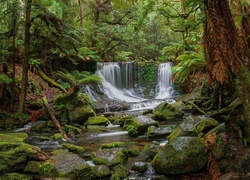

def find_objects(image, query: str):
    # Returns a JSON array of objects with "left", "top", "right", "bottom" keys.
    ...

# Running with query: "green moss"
[
  {"left": 52, "top": 133, "right": 63, "bottom": 140},
  {"left": 93, "top": 165, "right": 111, "bottom": 178},
  {"left": 60, "top": 143, "right": 85, "bottom": 154},
  {"left": 127, "top": 147, "right": 140, "bottom": 157},
  {"left": 0, "top": 173, "right": 33, "bottom": 180},
  {"left": 0, "top": 132, "right": 28, "bottom": 142},
  {"left": 101, "top": 142, "right": 125, "bottom": 149},
  {"left": 64, "top": 125, "right": 82, "bottom": 134},
  {"left": 39, "top": 161, "right": 59, "bottom": 177},
  {"left": 66, "top": 163, "right": 96, "bottom": 180},
  {"left": 85, "top": 115, "right": 109, "bottom": 126},
  {"left": 24, "top": 161, "right": 40, "bottom": 174},
  {"left": 110, "top": 164, "right": 127, "bottom": 180},
  {"left": 92, "top": 157, "right": 109, "bottom": 166}
]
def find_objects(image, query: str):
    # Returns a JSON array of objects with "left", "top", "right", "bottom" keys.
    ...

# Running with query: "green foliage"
[
  {"left": 0, "top": 74, "right": 12, "bottom": 85},
  {"left": 125, "top": 125, "right": 138, "bottom": 136},
  {"left": 172, "top": 46, "right": 205, "bottom": 84},
  {"left": 56, "top": 69, "right": 101, "bottom": 88}
]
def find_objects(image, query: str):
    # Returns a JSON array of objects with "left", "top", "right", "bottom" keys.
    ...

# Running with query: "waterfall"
[
  {"left": 155, "top": 63, "right": 173, "bottom": 99},
  {"left": 89, "top": 62, "right": 175, "bottom": 111},
  {"left": 95, "top": 62, "right": 145, "bottom": 102}
]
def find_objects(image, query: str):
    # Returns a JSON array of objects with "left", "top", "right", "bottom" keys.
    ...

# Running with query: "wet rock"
[
  {"left": 93, "top": 165, "right": 111, "bottom": 179},
  {"left": 152, "top": 136, "right": 208, "bottom": 175},
  {"left": 39, "top": 149, "right": 96, "bottom": 179},
  {"left": 100, "top": 142, "right": 125, "bottom": 149},
  {"left": 0, "top": 173, "right": 33, "bottom": 180},
  {"left": 147, "top": 125, "right": 176, "bottom": 139},
  {"left": 144, "top": 142, "right": 161, "bottom": 159},
  {"left": 92, "top": 148, "right": 128, "bottom": 167},
  {"left": 60, "top": 143, "right": 85, "bottom": 154},
  {"left": 123, "top": 115, "right": 159, "bottom": 136},
  {"left": 153, "top": 101, "right": 184, "bottom": 121},
  {"left": 69, "top": 105, "right": 95, "bottom": 125},
  {"left": 110, "top": 164, "right": 127, "bottom": 180},
  {"left": 0, "top": 132, "right": 48, "bottom": 174},
  {"left": 167, "top": 115, "right": 219, "bottom": 142},
  {"left": 85, "top": 115, "right": 110, "bottom": 127},
  {"left": 24, "top": 161, "right": 40, "bottom": 174},
  {"left": 131, "top": 162, "right": 148, "bottom": 173}
]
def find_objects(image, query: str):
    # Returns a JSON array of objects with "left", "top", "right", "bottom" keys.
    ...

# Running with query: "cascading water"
[
  {"left": 155, "top": 62, "right": 173, "bottom": 99},
  {"left": 87, "top": 62, "right": 175, "bottom": 111}
]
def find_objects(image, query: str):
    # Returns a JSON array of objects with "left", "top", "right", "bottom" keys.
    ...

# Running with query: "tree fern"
[{"left": 172, "top": 47, "right": 205, "bottom": 84}]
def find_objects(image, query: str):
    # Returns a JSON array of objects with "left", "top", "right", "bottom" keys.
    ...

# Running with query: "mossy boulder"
[
  {"left": 100, "top": 142, "right": 125, "bottom": 149},
  {"left": 127, "top": 147, "right": 140, "bottom": 157},
  {"left": 123, "top": 115, "right": 158, "bottom": 136},
  {"left": 85, "top": 115, "right": 110, "bottom": 127},
  {"left": 131, "top": 162, "right": 148, "bottom": 173},
  {"left": 0, "top": 132, "right": 47, "bottom": 174},
  {"left": 110, "top": 164, "right": 127, "bottom": 180},
  {"left": 147, "top": 125, "right": 176, "bottom": 139},
  {"left": 153, "top": 102, "right": 184, "bottom": 121},
  {"left": 93, "top": 165, "right": 111, "bottom": 179},
  {"left": 144, "top": 142, "right": 161, "bottom": 159},
  {"left": 69, "top": 105, "right": 96, "bottom": 125},
  {"left": 0, "top": 173, "right": 33, "bottom": 180},
  {"left": 167, "top": 115, "right": 219, "bottom": 142},
  {"left": 152, "top": 136, "right": 208, "bottom": 175},
  {"left": 40, "top": 150, "right": 96, "bottom": 179},
  {"left": 24, "top": 161, "right": 40, "bottom": 174},
  {"left": 64, "top": 125, "right": 82, "bottom": 134},
  {"left": 92, "top": 148, "right": 128, "bottom": 167},
  {"left": 60, "top": 143, "right": 85, "bottom": 154}
]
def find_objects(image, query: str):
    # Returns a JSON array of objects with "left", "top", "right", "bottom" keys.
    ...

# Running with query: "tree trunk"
[
  {"left": 18, "top": 0, "right": 32, "bottom": 115},
  {"left": 42, "top": 96, "right": 69, "bottom": 141},
  {"left": 78, "top": 0, "right": 84, "bottom": 27},
  {"left": 235, "top": 67, "right": 250, "bottom": 144}
]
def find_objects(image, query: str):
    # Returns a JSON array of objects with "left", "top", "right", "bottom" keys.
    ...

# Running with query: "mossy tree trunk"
[
  {"left": 18, "top": 0, "right": 32, "bottom": 115},
  {"left": 235, "top": 67, "right": 250, "bottom": 143}
]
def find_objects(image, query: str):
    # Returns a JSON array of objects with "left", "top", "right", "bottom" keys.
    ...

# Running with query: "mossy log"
[
  {"left": 38, "top": 67, "right": 67, "bottom": 93},
  {"left": 42, "top": 96, "right": 69, "bottom": 141}
]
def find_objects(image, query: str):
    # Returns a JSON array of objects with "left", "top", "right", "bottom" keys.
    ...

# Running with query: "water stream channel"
[{"left": 22, "top": 62, "right": 189, "bottom": 179}]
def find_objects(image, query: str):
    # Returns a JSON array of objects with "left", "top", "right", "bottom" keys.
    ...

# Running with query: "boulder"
[
  {"left": 85, "top": 115, "right": 110, "bottom": 127},
  {"left": 69, "top": 105, "right": 95, "bottom": 125},
  {"left": 147, "top": 125, "right": 176, "bottom": 139},
  {"left": 153, "top": 102, "right": 184, "bottom": 121},
  {"left": 123, "top": 115, "right": 159, "bottom": 136},
  {"left": 39, "top": 149, "right": 96, "bottom": 180},
  {"left": 92, "top": 148, "right": 128, "bottom": 167},
  {"left": 152, "top": 136, "right": 208, "bottom": 175},
  {"left": 167, "top": 115, "right": 219, "bottom": 142},
  {"left": 93, "top": 165, "right": 111, "bottom": 179},
  {"left": 0, "top": 132, "right": 47, "bottom": 174}
]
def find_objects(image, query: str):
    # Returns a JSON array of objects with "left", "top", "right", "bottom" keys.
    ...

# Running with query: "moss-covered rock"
[
  {"left": 60, "top": 143, "right": 85, "bottom": 154},
  {"left": 52, "top": 133, "right": 63, "bottom": 140},
  {"left": 123, "top": 115, "right": 158, "bottom": 136},
  {"left": 69, "top": 105, "right": 96, "bottom": 125},
  {"left": 24, "top": 161, "right": 40, "bottom": 174},
  {"left": 144, "top": 142, "right": 161, "bottom": 159},
  {"left": 153, "top": 102, "right": 184, "bottom": 121},
  {"left": 110, "top": 164, "right": 127, "bottom": 180},
  {"left": 0, "top": 132, "right": 47, "bottom": 174},
  {"left": 167, "top": 115, "right": 219, "bottom": 142},
  {"left": 93, "top": 165, "right": 111, "bottom": 179},
  {"left": 40, "top": 150, "right": 96, "bottom": 179},
  {"left": 0, "top": 173, "right": 33, "bottom": 180},
  {"left": 152, "top": 136, "right": 208, "bottom": 175},
  {"left": 100, "top": 142, "right": 125, "bottom": 149},
  {"left": 131, "top": 162, "right": 148, "bottom": 173},
  {"left": 147, "top": 125, "right": 176, "bottom": 139},
  {"left": 85, "top": 115, "right": 110, "bottom": 127},
  {"left": 92, "top": 148, "right": 128, "bottom": 167},
  {"left": 127, "top": 147, "right": 140, "bottom": 157},
  {"left": 64, "top": 125, "right": 82, "bottom": 134}
]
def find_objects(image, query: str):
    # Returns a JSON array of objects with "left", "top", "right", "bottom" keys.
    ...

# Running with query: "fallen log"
[{"left": 42, "top": 96, "right": 69, "bottom": 141}]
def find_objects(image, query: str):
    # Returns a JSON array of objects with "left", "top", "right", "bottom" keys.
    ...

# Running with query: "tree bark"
[
  {"left": 42, "top": 96, "right": 69, "bottom": 141},
  {"left": 18, "top": 0, "right": 32, "bottom": 115}
]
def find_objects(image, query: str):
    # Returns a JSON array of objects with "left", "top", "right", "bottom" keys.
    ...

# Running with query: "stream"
[{"left": 21, "top": 62, "right": 188, "bottom": 179}]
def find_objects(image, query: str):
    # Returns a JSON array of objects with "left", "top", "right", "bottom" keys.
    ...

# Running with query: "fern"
[{"left": 172, "top": 48, "right": 205, "bottom": 84}]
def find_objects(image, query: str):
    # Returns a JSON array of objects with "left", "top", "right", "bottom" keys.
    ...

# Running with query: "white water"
[{"left": 92, "top": 62, "right": 174, "bottom": 111}]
